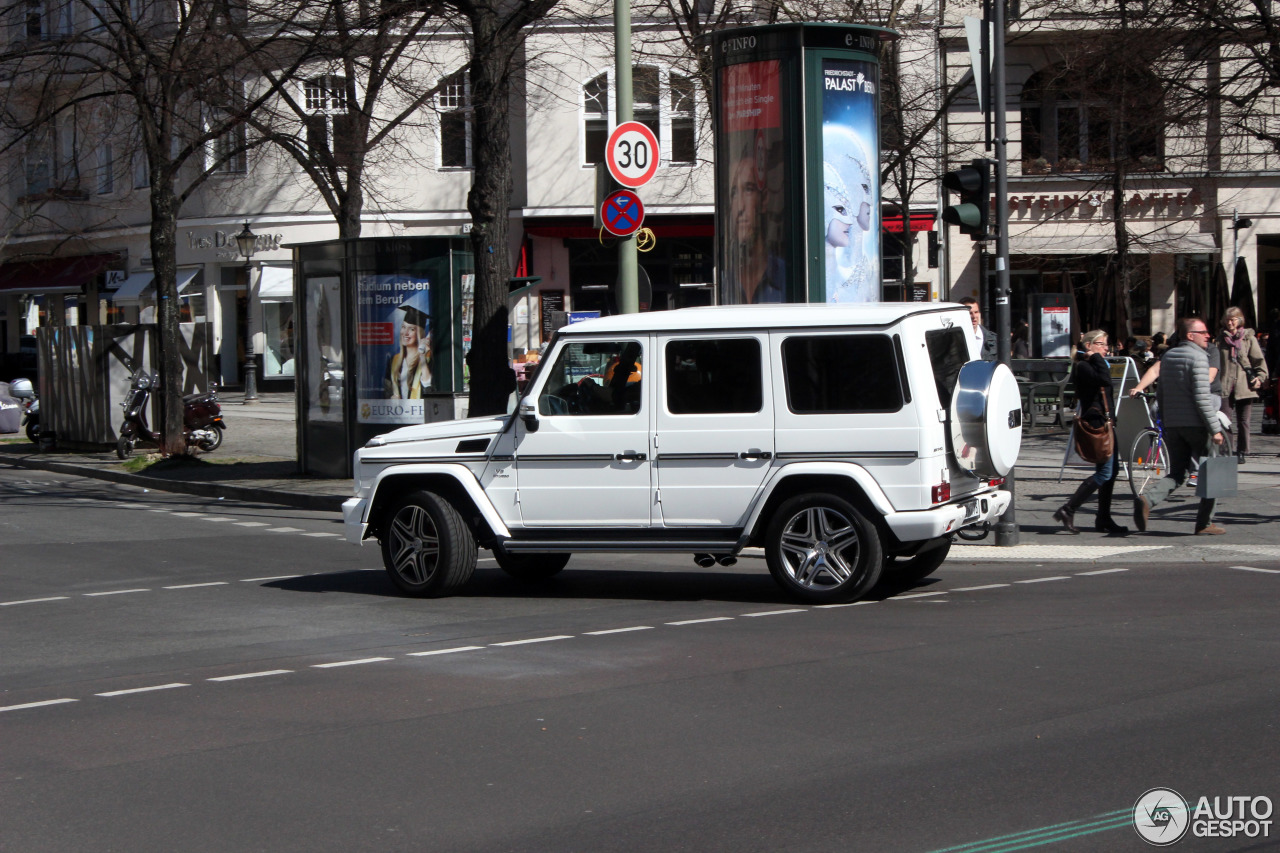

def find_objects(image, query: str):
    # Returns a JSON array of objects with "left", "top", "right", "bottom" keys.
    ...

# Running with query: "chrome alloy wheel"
[
  {"left": 387, "top": 504, "right": 442, "bottom": 586},
  {"left": 777, "top": 505, "right": 862, "bottom": 591}
]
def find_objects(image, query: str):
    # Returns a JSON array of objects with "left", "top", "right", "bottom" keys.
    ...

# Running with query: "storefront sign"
[
  {"left": 1008, "top": 190, "right": 1202, "bottom": 214},
  {"left": 186, "top": 230, "right": 284, "bottom": 259}
]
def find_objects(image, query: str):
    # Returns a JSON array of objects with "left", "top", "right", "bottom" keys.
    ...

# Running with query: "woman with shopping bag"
[{"left": 1055, "top": 330, "right": 1128, "bottom": 534}]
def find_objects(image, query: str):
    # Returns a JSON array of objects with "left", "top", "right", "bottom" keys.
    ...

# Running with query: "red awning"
[
  {"left": 0, "top": 253, "right": 121, "bottom": 295},
  {"left": 882, "top": 214, "right": 936, "bottom": 233},
  {"left": 525, "top": 222, "right": 714, "bottom": 239}
]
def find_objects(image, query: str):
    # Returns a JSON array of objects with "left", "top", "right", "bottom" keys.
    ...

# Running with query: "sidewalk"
[{"left": 4, "top": 394, "right": 1279, "bottom": 551}]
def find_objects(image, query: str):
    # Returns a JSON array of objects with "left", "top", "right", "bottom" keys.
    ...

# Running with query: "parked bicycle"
[{"left": 1127, "top": 392, "right": 1232, "bottom": 499}]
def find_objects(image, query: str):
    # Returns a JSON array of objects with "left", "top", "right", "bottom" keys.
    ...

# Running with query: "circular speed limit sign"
[{"left": 606, "top": 121, "right": 661, "bottom": 188}]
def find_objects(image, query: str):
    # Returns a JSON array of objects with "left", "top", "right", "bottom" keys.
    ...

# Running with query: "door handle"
[
  {"left": 738, "top": 450, "right": 773, "bottom": 460},
  {"left": 615, "top": 452, "right": 647, "bottom": 462}
]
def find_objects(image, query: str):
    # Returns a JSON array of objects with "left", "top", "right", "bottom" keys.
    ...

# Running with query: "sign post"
[{"left": 614, "top": 0, "right": 638, "bottom": 314}]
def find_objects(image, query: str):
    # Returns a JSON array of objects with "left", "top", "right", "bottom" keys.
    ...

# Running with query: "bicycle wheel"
[{"left": 1129, "top": 428, "right": 1169, "bottom": 500}]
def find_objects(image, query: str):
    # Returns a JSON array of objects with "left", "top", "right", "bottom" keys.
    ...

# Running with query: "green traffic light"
[{"left": 943, "top": 202, "right": 983, "bottom": 230}]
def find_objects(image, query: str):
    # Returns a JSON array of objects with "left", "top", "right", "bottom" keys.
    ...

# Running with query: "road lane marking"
[
  {"left": 0, "top": 596, "right": 69, "bottom": 606},
  {"left": 312, "top": 658, "right": 393, "bottom": 668},
  {"left": 234, "top": 522, "right": 270, "bottom": 527},
  {"left": 1076, "top": 568, "right": 1129, "bottom": 576},
  {"left": 0, "top": 698, "right": 77, "bottom": 713},
  {"left": 163, "top": 582, "right": 228, "bottom": 590},
  {"left": 742, "top": 609, "right": 806, "bottom": 617},
  {"left": 585, "top": 626, "right": 654, "bottom": 635},
  {"left": 240, "top": 575, "right": 303, "bottom": 582},
  {"left": 666, "top": 617, "right": 734, "bottom": 625},
  {"left": 170, "top": 512, "right": 204, "bottom": 518},
  {"left": 208, "top": 670, "right": 293, "bottom": 682},
  {"left": 1231, "top": 565, "right": 1280, "bottom": 574},
  {"left": 1015, "top": 576, "right": 1070, "bottom": 584},
  {"left": 893, "top": 591, "right": 949, "bottom": 599},
  {"left": 96, "top": 683, "right": 188, "bottom": 697},
  {"left": 407, "top": 646, "right": 485, "bottom": 656},
  {"left": 200, "top": 517, "right": 238, "bottom": 522},
  {"left": 266, "top": 527, "right": 305, "bottom": 533},
  {"left": 814, "top": 601, "right": 876, "bottom": 608},
  {"left": 925, "top": 807, "right": 1131, "bottom": 852},
  {"left": 148, "top": 509, "right": 172, "bottom": 513},
  {"left": 302, "top": 532, "right": 343, "bottom": 538},
  {"left": 491, "top": 635, "right": 574, "bottom": 646},
  {"left": 83, "top": 589, "right": 150, "bottom": 597},
  {"left": 952, "top": 584, "right": 1011, "bottom": 592}
]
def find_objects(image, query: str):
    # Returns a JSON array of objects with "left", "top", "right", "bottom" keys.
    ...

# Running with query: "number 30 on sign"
[{"left": 606, "top": 121, "right": 661, "bottom": 188}]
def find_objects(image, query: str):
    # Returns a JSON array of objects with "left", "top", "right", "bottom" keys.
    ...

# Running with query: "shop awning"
[
  {"left": 110, "top": 268, "right": 201, "bottom": 304},
  {"left": 524, "top": 222, "right": 714, "bottom": 239},
  {"left": 257, "top": 266, "right": 294, "bottom": 301},
  {"left": 1008, "top": 233, "right": 1219, "bottom": 255},
  {"left": 882, "top": 213, "right": 936, "bottom": 233},
  {"left": 0, "top": 253, "right": 121, "bottom": 295}
]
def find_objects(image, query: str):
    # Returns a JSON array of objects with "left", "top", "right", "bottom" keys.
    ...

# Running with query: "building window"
[
  {"left": 438, "top": 69, "right": 471, "bottom": 169},
  {"left": 304, "top": 75, "right": 354, "bottom": 168},
  {"left": 210, "top": 82, "right": 247, "bottom": 174},
  {"left": 1020, "top": 65, "right": 1163, "bottom": 175},
  {"left": 132, "top": 150, "right": 148, "bottom": 188},
  {"left": 581, "top": 65, "right": 699, "bottom": 167},
  {"left": 24, "top": 116, "right": 78, "bottom": 196},
  {"left": 96, "top": 143, "right": 113, "bottom": 193}
]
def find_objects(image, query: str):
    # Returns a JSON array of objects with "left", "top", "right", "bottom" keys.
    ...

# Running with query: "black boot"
[
  {"left": 1094, "top": 479, "right": 1129, "bottom": 534},
  {"left": 1054, "top": 479, "right": 1099, "bottom": 533}
]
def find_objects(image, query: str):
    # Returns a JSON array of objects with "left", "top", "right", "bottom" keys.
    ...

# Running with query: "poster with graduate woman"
[{"left": 356, "top": 274, "right": 432, "bottom": 424}]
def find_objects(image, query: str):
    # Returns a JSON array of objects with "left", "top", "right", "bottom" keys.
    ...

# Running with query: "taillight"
[
  {"left": 988, "top": 477, "right": 1005, "bottom": 487},
  {"left": 931, "top": 481, "right": 951, "bottom": 503}
]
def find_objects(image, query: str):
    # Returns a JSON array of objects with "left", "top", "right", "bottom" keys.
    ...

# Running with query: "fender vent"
[{"left": 456, "top": 438, "right": 491, "bottom": 453}]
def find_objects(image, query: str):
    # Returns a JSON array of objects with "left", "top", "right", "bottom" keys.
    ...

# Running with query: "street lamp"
[{"left": 235, "top": 221, "right": 259, "bottom": 403}]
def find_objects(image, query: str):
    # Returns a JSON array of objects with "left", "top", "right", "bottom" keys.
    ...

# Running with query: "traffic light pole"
[
  {"left": 615, "top": 0, "right": 639, "bottom": 314},
  {"left": 991, "top": 0, "right": 1018, "bottom": 546}
]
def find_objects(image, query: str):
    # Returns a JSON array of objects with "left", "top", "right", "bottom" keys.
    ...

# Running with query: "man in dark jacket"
[
  {"left": 1134, "top": 317, "right": 1226, "bottom": 535},
  {"left": 959, "top": 297, "right": 998, "bottom": 361}
]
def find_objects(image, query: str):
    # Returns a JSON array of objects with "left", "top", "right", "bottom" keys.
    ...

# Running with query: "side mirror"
[{"left": 518, "top": 399, "right": 539, "bottom": 433}]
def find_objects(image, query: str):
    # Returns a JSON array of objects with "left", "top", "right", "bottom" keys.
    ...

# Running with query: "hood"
[{"left": 368, "top": 415, "right": 509, "bottom": 447}]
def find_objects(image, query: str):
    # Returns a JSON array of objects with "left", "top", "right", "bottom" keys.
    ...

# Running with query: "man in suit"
[{"left": 959, "top": 297, "right": 998, "bottom": 361}]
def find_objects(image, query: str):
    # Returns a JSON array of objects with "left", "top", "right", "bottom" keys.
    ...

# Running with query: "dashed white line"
[
  {"left": 170, "top": 512, "right": 204, "bottom": 518},
  {"left": 0, "top": 698, "right": 77, "bottom": 713},
  {"left": 584, "top": 626, "right": 654, "bottom": 635},
  {"left": 742, "top": 608, "right": 806, "bottom": 617},
  {"left": 666, "top": 617, "right": 734, "bottom": 626},
  {"left": 0, "top": 596, "right": 69, "bottom": 606},
  {"left": 83, "top": 589, "right": 150, "bottom": 597},
  {"left": 96, "top": 683, "right": 188, "bottom": 697},
  {"left": 815, "top": 601, "right": 876, "bottom": 608},
  {"left": 1230, "top": 565, "right": 1280, "bottom": 574},
  {"left": 893, "top": 591, "right": 950, "bottom": 599},
  {"left": 240, "top": 574, "right": 303, "bottom": 582},
  {"left": 200, "top": 517, "right": 238, "bottom": 522},
  {"left": 952, "top": 583, "right": 1011, "bottom": 592},
  {"left": 312, "top": 657, "right": 393, "bottom": 668},
  {"left": 302, "top": 532, "right": 343, "bottom": 538},
  {"left": 266, "top": 527, "right": 305, "bottom": 533},
  {"left": 1076, "top": 568, "right": 1129, "bottom": 576},
  {"left": 234, "top": 521, "right": 270, "bottom": 527},
  {"left": 491, "top": 635, "right": 574, "bottom": 647},
  {"left": 1015, "top": 576, "right": 1070, "bottom": 584},
  {"left": 208, "top": 670, "right": 293, "bottom": 682},
  {"left": 407, "top": 646, "right": 485, "bottom": 656},
  {"left": 162, "top": 582, "right": 228, "bottom": 590}
]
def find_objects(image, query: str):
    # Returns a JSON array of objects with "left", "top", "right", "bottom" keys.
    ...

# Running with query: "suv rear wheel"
[
  {"left": 765, "top": 493, "right": 883, "bottom": 603},
  {"left": 494, "top": 551, "right": 571, "bottom": 581},
  {"left": 380, "top": 490, "right": 476, "bottom": 597}
]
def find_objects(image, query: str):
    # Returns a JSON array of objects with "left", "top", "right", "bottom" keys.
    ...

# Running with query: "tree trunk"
[{"left": 150, "top": 179, "right": 186, "bottom": 456}]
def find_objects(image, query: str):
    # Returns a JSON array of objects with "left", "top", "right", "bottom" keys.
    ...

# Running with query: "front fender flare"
[{"left": 366, "top": 463, "right": 511, "bottom": 539}]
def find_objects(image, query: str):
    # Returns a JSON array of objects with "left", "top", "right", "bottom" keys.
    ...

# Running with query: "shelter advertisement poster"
[
  {"left": 356, "top": 274, "right": 432, "bottom": 425},
  {"left": 819, "top": 59, "right": 880, "bottom": 303},
  {"left": 1040, "top": 306, "right": 1071, "bottom": 358},
  {"left": 718, "top": 59, "right": 787, "bottom": 304}
]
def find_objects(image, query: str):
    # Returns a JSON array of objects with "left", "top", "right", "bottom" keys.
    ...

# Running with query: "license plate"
[{"left": 962, "top": 500, "right": 981, "bottom": 522}]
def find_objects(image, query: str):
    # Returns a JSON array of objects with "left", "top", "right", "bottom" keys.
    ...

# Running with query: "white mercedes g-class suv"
[{"left": 343, "top": 303, "right": 1021, "bottom": 603}]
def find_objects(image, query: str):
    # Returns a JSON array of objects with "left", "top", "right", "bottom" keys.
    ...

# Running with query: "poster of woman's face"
[
  {"left": 820, "top": 60, "right": 880, "bottom": 304},
  {"left": 355, "top": 274, "right": 432, "bottom": 424}
]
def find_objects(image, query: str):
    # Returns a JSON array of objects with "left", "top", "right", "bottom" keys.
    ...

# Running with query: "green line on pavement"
[{"left": 927, "top": 809, "right": 1131, "bottom": 853}]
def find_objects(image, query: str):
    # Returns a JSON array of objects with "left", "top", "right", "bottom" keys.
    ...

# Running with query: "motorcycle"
[
  {"left": 9, "top": 378, "right": 39, "bottom": 444},
  {"left": 116, "top": 371, "right": 226, "bottom": 459}
]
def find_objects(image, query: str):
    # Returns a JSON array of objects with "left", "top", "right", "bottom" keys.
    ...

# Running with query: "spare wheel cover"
[{"left": 949, "top": 360, "right": 1023, "bottom": 478}]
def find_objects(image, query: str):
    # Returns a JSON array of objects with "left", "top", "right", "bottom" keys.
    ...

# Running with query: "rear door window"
[
  {"left": 781, "top": 334, "right": 903, "bottom": 414},
  {"left": 925, "top": 327, "right": 969, "bottom": 408},
  {"left": 664, "top": 338, "right": 762, "bottom": 414}
]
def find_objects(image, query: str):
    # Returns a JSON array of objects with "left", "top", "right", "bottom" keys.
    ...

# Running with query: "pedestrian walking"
[
  {"left": 1217, "top": 306, "right": 1268, "bottom": 462},
  {"left": 1055, "top": 330, "right": 1128, "bottom": 534},
  {"left": 1134, "top": 317, "right": 1227, "bottom": 535}
]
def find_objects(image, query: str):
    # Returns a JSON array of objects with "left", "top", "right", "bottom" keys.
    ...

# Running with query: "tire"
[
  {"left": 197, "top": 424, "right": 224, "bottom": 452},
  {"left": 765, "top": 492, "right": 883, "bottom": 604},
  {"left": 1128, "top": 429, "right": 1168, "bottom": 499},
  {"left": 116, "top": 434, "right": 135, "bottom": 460},
  {"left": 379, "top": 490, "right": 476, "bottom": 597},
  {"left": 25, "top": 419, "right": 38, "bottom": 444},
  {"left": 886, "top": 537, "right": 952, "bottom": 586},
  {"left": 494, "top": 551, "right": 571, "bottom": 581}
]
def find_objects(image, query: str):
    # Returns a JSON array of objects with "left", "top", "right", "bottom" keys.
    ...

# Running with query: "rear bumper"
[
  {"left": 883, "top": 489, "right": 1011, "bottom": 542},
  {"left": 343, "top": 497, "right": 369, "bottom": 544}
]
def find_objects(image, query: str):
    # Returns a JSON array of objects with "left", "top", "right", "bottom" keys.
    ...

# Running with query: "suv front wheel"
[
  {"left": 380, "top": 490, "right": 477, "bottom": 597},
  {"left": 765, "top": 493, "right": 883, "bottom": 603}
]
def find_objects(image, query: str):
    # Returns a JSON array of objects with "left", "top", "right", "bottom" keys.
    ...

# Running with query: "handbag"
[
  {"left": 1196, "top": 446, "right": 1238, "bottom": 499},
  {"left": 1073, "top": 393, "right": 1114, "bottom": 463}
]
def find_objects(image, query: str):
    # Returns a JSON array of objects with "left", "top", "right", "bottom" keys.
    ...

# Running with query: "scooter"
[
  {"left": 9, "top": 378, "right": 39, "bottom": 443},
  {"left": 116, "top": 371, "right": 226, "bottom": 459}
]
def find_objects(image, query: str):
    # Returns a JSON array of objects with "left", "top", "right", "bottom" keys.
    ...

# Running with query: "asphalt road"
[{"left": 1, "top": 468, "right": 1277, "bottom": 853}]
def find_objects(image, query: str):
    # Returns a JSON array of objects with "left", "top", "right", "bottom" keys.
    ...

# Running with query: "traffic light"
[{"left": 942, "top": 158, "right": 991, "bottom": 241}]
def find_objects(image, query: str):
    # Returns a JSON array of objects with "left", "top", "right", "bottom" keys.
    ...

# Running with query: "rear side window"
[
  {"left": 925, "top": 327, "right": 969, "bottom": 408},
  {"left": 782, "top": 334, "right": 902, "bottom": 413},
  {"left": 665, "top": 338, "right": 762, "bottom": 414}
]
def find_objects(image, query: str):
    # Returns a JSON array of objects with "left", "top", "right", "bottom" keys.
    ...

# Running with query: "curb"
[{"left": 1, "top": 454, "right": 346, "bottom": 512}]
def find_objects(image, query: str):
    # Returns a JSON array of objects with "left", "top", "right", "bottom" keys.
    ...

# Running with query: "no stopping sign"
[
  {"left": 601, "top": 189, "right": 645, "bottom": 237},
  {"left": 606, "top": 121, "right": 661, "bottom": 188}
]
